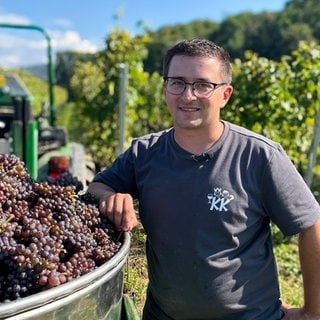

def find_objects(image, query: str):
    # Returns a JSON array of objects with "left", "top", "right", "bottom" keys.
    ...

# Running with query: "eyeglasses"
[{"left": 164, "top": 77, "right": 227, "bottom": 98}]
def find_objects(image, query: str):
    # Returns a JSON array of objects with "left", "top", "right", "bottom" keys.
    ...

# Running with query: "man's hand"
[
  {"left": 99, "top": 192, "right": 138, "bottom": 231},
  {"left": 282, "top": 299, "right": 320, "bottom": 320},
  {"left": 283, "top": 307, "right": 320, "bottom": 320},
  {"left": 87, "top": 182, "right": 139, "bottom": 232}
]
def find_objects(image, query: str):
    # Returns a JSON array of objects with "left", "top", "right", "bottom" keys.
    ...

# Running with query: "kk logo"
[{"left": 207, "top": 187, "right": 234, "bottom": 212}]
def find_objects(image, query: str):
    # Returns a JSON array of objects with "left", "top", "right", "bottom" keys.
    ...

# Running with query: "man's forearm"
[
  {"left": 299, "top": 219, "right": 320, "bottom": 317},
  {"left": 87, "top": 182, "right": 116, "bottom": 202}
]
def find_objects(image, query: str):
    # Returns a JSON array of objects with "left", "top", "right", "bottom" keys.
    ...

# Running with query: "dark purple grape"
[{"left": 0, "top": 154, "right": 121, "bottom": 302}]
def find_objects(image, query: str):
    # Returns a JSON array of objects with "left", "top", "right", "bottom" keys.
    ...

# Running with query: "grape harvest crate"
[{"left": 0, "top": 232, "right": 141, "bottom": 320}]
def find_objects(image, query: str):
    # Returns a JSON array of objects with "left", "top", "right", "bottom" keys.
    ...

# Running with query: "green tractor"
[{"left": 0, "top": 23, "right": 94, "bottom": 186}]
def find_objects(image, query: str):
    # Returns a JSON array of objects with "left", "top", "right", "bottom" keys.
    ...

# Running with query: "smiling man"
[{"left": 88, "top": 38, "right": 320, "bottom": 320}]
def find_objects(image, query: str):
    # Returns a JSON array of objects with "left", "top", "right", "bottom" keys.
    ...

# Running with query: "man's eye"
[
  {"left": 171, "top": 80, "right": 184, "bottom": 86},
  {"left": 196, "top": 82, "right": 212, "bottom": 89}
]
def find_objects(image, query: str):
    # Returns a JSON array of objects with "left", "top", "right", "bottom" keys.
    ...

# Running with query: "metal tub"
[{"left": 0, "top": 232, "right": 131, "bottom": 320}]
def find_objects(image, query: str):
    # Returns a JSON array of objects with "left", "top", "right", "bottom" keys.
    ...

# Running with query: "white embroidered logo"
[{"left": 207, "top": 187, "right": 234, "bottom": 212}]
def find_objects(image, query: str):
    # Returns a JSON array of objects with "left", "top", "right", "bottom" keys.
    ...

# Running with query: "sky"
[{"left": 0, "top": 0, "right": 289, "bottom": 69}]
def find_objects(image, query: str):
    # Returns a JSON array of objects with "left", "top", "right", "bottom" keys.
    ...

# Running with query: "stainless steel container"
[{"left": 0, "top": 232, "right": 131, "bottom": 320}]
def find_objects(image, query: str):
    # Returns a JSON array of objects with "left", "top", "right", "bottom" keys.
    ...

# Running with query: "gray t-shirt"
[{"left": 94, "top": 121, "right": 320, "bottom": 320}]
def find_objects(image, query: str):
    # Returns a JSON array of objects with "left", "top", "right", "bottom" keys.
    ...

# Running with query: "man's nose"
[{"left": 181, "top": 84, "right": 197, "bottom": 98}]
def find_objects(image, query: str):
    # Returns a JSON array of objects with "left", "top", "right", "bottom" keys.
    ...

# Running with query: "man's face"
[{"left": 163, "top": 55, "right": 233, "bottom": 132}]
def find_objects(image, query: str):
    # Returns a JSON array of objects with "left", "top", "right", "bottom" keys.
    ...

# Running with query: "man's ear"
[{"left": 221, "top": 85, "right": 233, "bottom": 109}]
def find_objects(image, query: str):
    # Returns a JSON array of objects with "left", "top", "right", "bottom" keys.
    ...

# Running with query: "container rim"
[{"left": 0, "top": 232, "right": 131, "bottom": 317}]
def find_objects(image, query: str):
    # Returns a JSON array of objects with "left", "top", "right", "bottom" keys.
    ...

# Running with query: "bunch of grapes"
[
  {"left": 0, "top": 154, "right": 121, "bottom": 303},
  {"left": 42, "top": 172, "right": 84, "bottom": 193}
]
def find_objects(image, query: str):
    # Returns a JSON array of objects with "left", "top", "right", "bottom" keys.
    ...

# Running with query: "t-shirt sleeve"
[
  {"left": 261, "top": 145, "right": 320, "bottom": 236},
  {"left": 93, "top": 146, "right": 138, "bottom": 198}
]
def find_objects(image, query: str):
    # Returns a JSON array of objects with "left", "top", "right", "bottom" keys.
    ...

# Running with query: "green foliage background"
[
  {"left": 225, "top": 42, "right": 320, "bottom": 172},
  {"left": 54, "top": 0, "right": 320, "bottom": 178},
  {"left": 65, "top": 36, "right": 320, "bottom": 180},
  {"left": 59, "top": 29, "right": 170, "bottom": 170}
]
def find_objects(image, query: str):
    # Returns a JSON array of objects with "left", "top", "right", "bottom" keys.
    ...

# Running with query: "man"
[{"left": 87, "top": 38, "right": 320, "bottom": 319}]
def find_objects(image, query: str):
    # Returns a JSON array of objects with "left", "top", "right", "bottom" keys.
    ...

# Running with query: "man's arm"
[
  {"left": 283, "top": 219, "right": 320, "bottom": 319},
  {"left": 87, "top": 182, "right": 138, "bottom": 231},
  {"left": 299, "top": 219, "right": 320, "bottom": 317}
]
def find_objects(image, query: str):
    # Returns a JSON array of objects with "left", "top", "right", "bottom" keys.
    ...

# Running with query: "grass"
[
  {"left": 274, "top": 240, "right": 303, "bottom": 306},
  {"left": 123, "top": 223, "right": 148, "bottom": 315},
  {"left": 123, "top": 223, "right": 304, "bottom": 316}
]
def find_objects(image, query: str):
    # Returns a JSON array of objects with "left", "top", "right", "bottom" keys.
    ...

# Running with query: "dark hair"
[{"left": 163, "top": 38, "right": 232, "bottom": 84}]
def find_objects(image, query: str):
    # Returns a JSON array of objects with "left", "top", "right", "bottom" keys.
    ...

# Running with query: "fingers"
[
  {"left": 281, "top": 302, "right": 292, "bottom": 319},
  {"left": 281, "top": 307, "right": 312, "bottom": 320},
  {"left": 281, "top": 302, "right": 292, "bottom": 312},
  {"left": 99, "top": 193, "right": 138, "bottom": 231},
  {"left": 120, "top": 195, "right": 139, "bottom": 231}
]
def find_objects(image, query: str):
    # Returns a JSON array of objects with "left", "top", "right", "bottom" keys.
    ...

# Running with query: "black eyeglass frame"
[{"left": 163, "top": 77, "right": 228, "bottom": 97}]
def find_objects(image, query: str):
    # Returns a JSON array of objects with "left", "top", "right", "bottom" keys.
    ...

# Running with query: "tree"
[
  {"left": 144, "top": 20, "right": 219, "bottom": 74},
  {"left": 244, "top": 12, "right": 282, "bottom": 60},
  {"left": 280, "top": 0, "right": 320, "bottom": 39},
  {"left": 209, "top": 13, "right": 253, "bottom": 60},
  {"left": 55, "top": 51, "right": 96, "bottom": 101},
  {"left": 224, "top": 42, "right": 320, "bottom": 175},
  {"left": 69, "top": 28, "right": 170, "bottom": 169}
]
